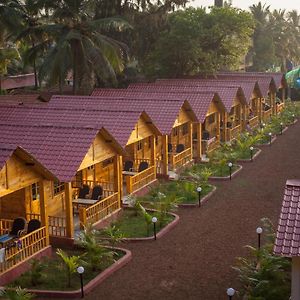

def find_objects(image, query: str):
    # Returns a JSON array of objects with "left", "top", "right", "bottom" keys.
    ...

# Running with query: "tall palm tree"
[{"left": 37, "top": 0, "right": 131, "bottom": 94}]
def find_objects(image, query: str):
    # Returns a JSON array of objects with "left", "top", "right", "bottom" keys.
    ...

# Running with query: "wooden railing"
[
  {"left": 79, "top": 192, "right": 119, "bottom": 228},
  {"left": 49, "top": 216, "right": 67, "bottom": 237},
  {"left": 126, "top": 166, "right": 156, "bottom": 194},
  {"left": 0, "top": 219, "right": 14, "bottom": 235},
  {"left": 202, "top": 138, "right": 220, "bottom": 154},
  {"left": 170, "top": 148, "right": 192, "bottom": 171},
  {"left": 263, "top": 108, "right": 272, "bottom": 121},
  {"left": 25, "top": 213, "right": 67, "bottom": 237},
  {"left": 248, "top": 116, "right": 259, "bottom": 129},
  {"left": 226, "top": 124, "right": 241, "bottom": 140},
  {"left": 72, "top": 180, "right": 115, "bottom": 198},
  {"left": 0, "top": 226, "right": 47, "bottom": 273},
  {"left": 276, "top": 103, "right": 285, "bottom": 114}
]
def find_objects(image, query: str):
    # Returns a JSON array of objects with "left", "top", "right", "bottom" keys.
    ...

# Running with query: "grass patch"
[
  {"left": 237, "top": 147, "right": 259, "bottom": 160},
  {"left": 9, "top": 248, "right": 124, "bottom": 291},
  {"left": 114, "top": 208, "right": 174, "bottom": 238}
]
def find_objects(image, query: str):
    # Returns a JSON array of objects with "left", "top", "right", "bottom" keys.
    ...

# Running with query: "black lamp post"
[
  {"left": 197, "top": 186, "right": 202, "bottom": 207},
  {"left": 152, "top": 217, "right": 158, "bottom": 240},
  {"left": 256, "top": 227, "right": 263, "bottom": 250},
  {"left": 292, "top": 114, "right": 295, "bottom": 123},
  {"left": 228, "top": 162, "right": 233, "bottom": 180},
  {"left": 280, "top": 122, "right": 283, "bottom": 135},
  {"left": 226, "top": 288, "right": 235, "bottom": 300},
  {"left": 250, "top": 146, "right": 254, "bottom": 162},
  {"left": 268, "top": 132, "right": 272, "bottom": 146},
  {"left": 77, "top": 266, "right": 85, "bottom": 298}
]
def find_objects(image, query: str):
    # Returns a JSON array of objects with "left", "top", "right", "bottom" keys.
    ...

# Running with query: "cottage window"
[
  {"left": 182, "top": 123, "right": 189, "bottom": 135},
  {"left": 137, "top": 141, "right": 143, "bottom": 151},
  {"left": 208, "top": 114, "right": 215, "bottom": 124},
  {"left": 32, "top": 183, "right": 40, "bottom": 201},
  {"left": 173, "top": 127, "right": 179, "bottom": 136},
  {"left": 53, "top": 181, "right": 65, "bottom": 195}
]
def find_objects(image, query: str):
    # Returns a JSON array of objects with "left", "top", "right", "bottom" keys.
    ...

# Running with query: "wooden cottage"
[
  {"left": 50, "top": 95, "right": 196, "bottom": 177},
  {"left": 157, "top": 78, "right": 263, "bottom": 129},
  {"left": 0, "top": 105, "right": 129, "bottom": 241},
  {"left": 0, "top": 144, "right": 54, "bottom": 278},
  {"left": 92, "top": 88, "right": 226, "bottom": 160},
  {"left": 47, "top": 96, "right": 161, "bottom": 195},
  {"left": 128, "top": 83, "right": 247, "bottom": 143}
]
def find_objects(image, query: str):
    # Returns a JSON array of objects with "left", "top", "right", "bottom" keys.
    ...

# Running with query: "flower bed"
[{"left": 237, "top": 148, "right": 262, "bottom": 162}]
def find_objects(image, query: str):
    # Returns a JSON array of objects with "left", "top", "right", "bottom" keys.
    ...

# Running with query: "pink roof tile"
[
  {"left": 156, "top": 78, "right": 262, "bottom": 102},
  {"left": 0, "top": 94, "right": 43, "bottom": 105},
  {"left": 274, "top": 180, "right": 300, "bottom": 257},
  {"left": 0, "top": 143, "right": 16, "bottom": 170},
  {"left": 91, "top": 89, "right": 223, "bottom": 123},
  {"left": 49, "top": 95, "right": 193, "bottom": 134},
  {"left": 127, "top": 83, "right": 242, "bottom": 112}
]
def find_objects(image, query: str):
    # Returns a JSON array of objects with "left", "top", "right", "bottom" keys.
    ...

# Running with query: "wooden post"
[
  {"left": 126, "top": 176, "right": 132, "bottom": 194},
  {"left": 292, "top": 257, "right": 300, "bottom": 300},
  {"left": 162, "top": 135, "right": 168, "bottom": 176},
  {"left": 39, "top": 179, "right": 50, "bottom": 245},
  {"left": 196, "top": 123, "right": 202, "bottom": 160},
  {"left": 64, "top": 182, "right": 74, "bottom": 238},
  {"left": 224, "top": 113, "right": 228, "bottom": 142},
  {"left": 216, "top": 112, "right": 220, "bottom": 142},
  {"left": 78, "top": 208, "right": 87, "bottom": 230},
  {"left": 119, "top": 155, "right": 123, "bottom": 201},
  {"left": 114, "top": 155, "right": 121, "bottom": 208},
  {"left": 150, "top": 135, "right": 156, "bottom": 175},
  {"left": 188, "top": 122, "right": 193, "bottom": 161}
]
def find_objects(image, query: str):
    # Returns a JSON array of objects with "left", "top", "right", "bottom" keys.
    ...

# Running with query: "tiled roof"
[
  {"left": 155, "top": 79, "right": 257, "bottom": 103},
  {"left": 274, "top": 180, "right": 300, "bottom": 257},
  {"left": 128, "top": 83, "right": 242, "bottom": 112},
  {"left": 91, "top": 89, "right": 222, "bottom": 123},
  {"left": 0, "top": 143, "right": 16, "bottom": 171},
  {"left": 216, "top": 73, "right": 275, "bottom": 97},
  {"left": 0, "top": 104, "right": 142, "bottom": 148},
  {"left": 50, "top": 95, "right": 193, "bottom": 134},
  {"left": 0, "top": 122, "right": 99, "bottom": 182}
]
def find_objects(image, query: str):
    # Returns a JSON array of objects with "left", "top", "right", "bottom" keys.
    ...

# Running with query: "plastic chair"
[
  {"left": 78, "top": 184, "right": 90, "bottom": 199},
  {"left": 27, "top": 219, "right": 41, "bottom": 234},
  {"left": 176, "top": 144, "right": 185, "bottom": 153},
  {"left": 91, "top": 185, "right": 103, "bottom": 200},
  {"left": 138, "top": 161, "right": 149, "bottom": 172}
]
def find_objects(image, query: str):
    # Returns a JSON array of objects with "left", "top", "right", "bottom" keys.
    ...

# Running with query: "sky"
[{"left": 190, "top": 0, "right": 299, "bottom": 12}]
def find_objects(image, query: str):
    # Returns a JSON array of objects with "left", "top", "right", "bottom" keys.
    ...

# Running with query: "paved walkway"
[{"left": 68, "top": 121, "right": 300, "bottom": 299}]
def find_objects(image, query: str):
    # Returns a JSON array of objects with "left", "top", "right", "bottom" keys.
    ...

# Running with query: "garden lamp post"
[
  {"left": 152, "top": 217, "right": 158, "bottom": 240},
  {"left": 226, "top": 287, "right": 235, "bottom": 300},
  {"left": 280, "top": 122, "right": 283, "bottom": 135},
  {"left": 250, "top": 146, "right": 254, "bottom": 162},
  {"left": 256, "top": 227, "right": 263, "bottom": 250},
  {"left": 228, "top": 162, "right": 233, "bottom": 180},
  {"left": 261, "top": 122, "right": 265, "bottom": 129},
  {"left": 77, "top": 266, "right": 85, "bottom": 298},
  {"left": 196, "top": 186, "right": 202, "bottom": 207},
  {"left": 292, "top": 114, "right": 295, "bottom": 122},
  {"left": 268, "top": 132, "right": 272, "bottom": 146}
]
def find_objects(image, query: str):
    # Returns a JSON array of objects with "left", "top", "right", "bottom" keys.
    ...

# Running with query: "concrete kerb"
[
  {"left": 178, "top": 185, "right": 217, "bottom": 208},
  {"left": 237, "top": 148, "right": 262, "bottom": 163},
  {"left": 22, "top": 247, "right": 132, "bottom": 298},
  {"left": 209, "top": 164, "right": 243, "bottom": 181}
]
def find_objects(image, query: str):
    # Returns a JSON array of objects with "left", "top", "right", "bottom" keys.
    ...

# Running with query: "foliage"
[
  {"left": 56, "top": 248, "right": 81, "bottom": 287},
  {"left": 145, "top": 6, "right": 254, "bottom": 77},
  {"left": 0, "top": 287, "right": 34, "bottom": 300},
  {"left": 233, "top": 218, "right": 291, "bottom": 300},
  {"left": 77, "top": 225, "right": 115, "bottom": 272},
  {"left": 98, "top": 225, "right": 124, "bottom": 248},
  {"left": 27, "top": 259, "right": 44, "bottom": 287}
]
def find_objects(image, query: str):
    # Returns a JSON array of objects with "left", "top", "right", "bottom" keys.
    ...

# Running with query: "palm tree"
[{"left": 36, "top": 0, "right": 131, "bottom": 94}]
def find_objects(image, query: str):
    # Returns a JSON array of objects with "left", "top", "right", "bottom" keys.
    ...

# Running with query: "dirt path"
[{"left": 54, "top": 121, "right": 300, "bottom": 300}]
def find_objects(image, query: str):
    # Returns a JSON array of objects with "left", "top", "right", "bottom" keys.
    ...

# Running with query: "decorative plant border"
[
  {"left": 237, "top": 148, "right": 262, "bottom": 163},
  {"left": 256, "top": 135, "right": 277, "bottom": 147},
  {"left": 22, "top": 247, "right": 132, "bottom": 298},
  {"left": 178, "top": 185, "right": 217, "bottom": 208},
  {"left": 122, "top": 209, "right": 179, "bottom": 242},
  {"left": 209, "top": 164, "right": 243, "bottom": 181}
]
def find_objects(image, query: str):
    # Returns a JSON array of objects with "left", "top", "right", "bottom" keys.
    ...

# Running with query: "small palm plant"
[
  {"left": 56, "top": 249, "right": 81, "bottom": 287},
  {"left": 0, "top": 287, "right": 34, "bottom": 300}
]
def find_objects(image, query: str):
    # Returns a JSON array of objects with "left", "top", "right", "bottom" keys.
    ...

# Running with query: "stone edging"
[
  {"left": 256, "top": 135, "right": 277, "bottom": 147},
  {"left": 178, "top": 185, "right": 217, "bottom": 208},
  {"left": 237, "top": 148, "right": 262, "bottom": 163},
  {"left": 209, "top": 164, "right": 243, "bottom": 181},
  {"left": 122, "top": 211, "right": 179, "bottom": 242},
  {"left": 24, "top": 247, "right": 132, "bottom": 298}
]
